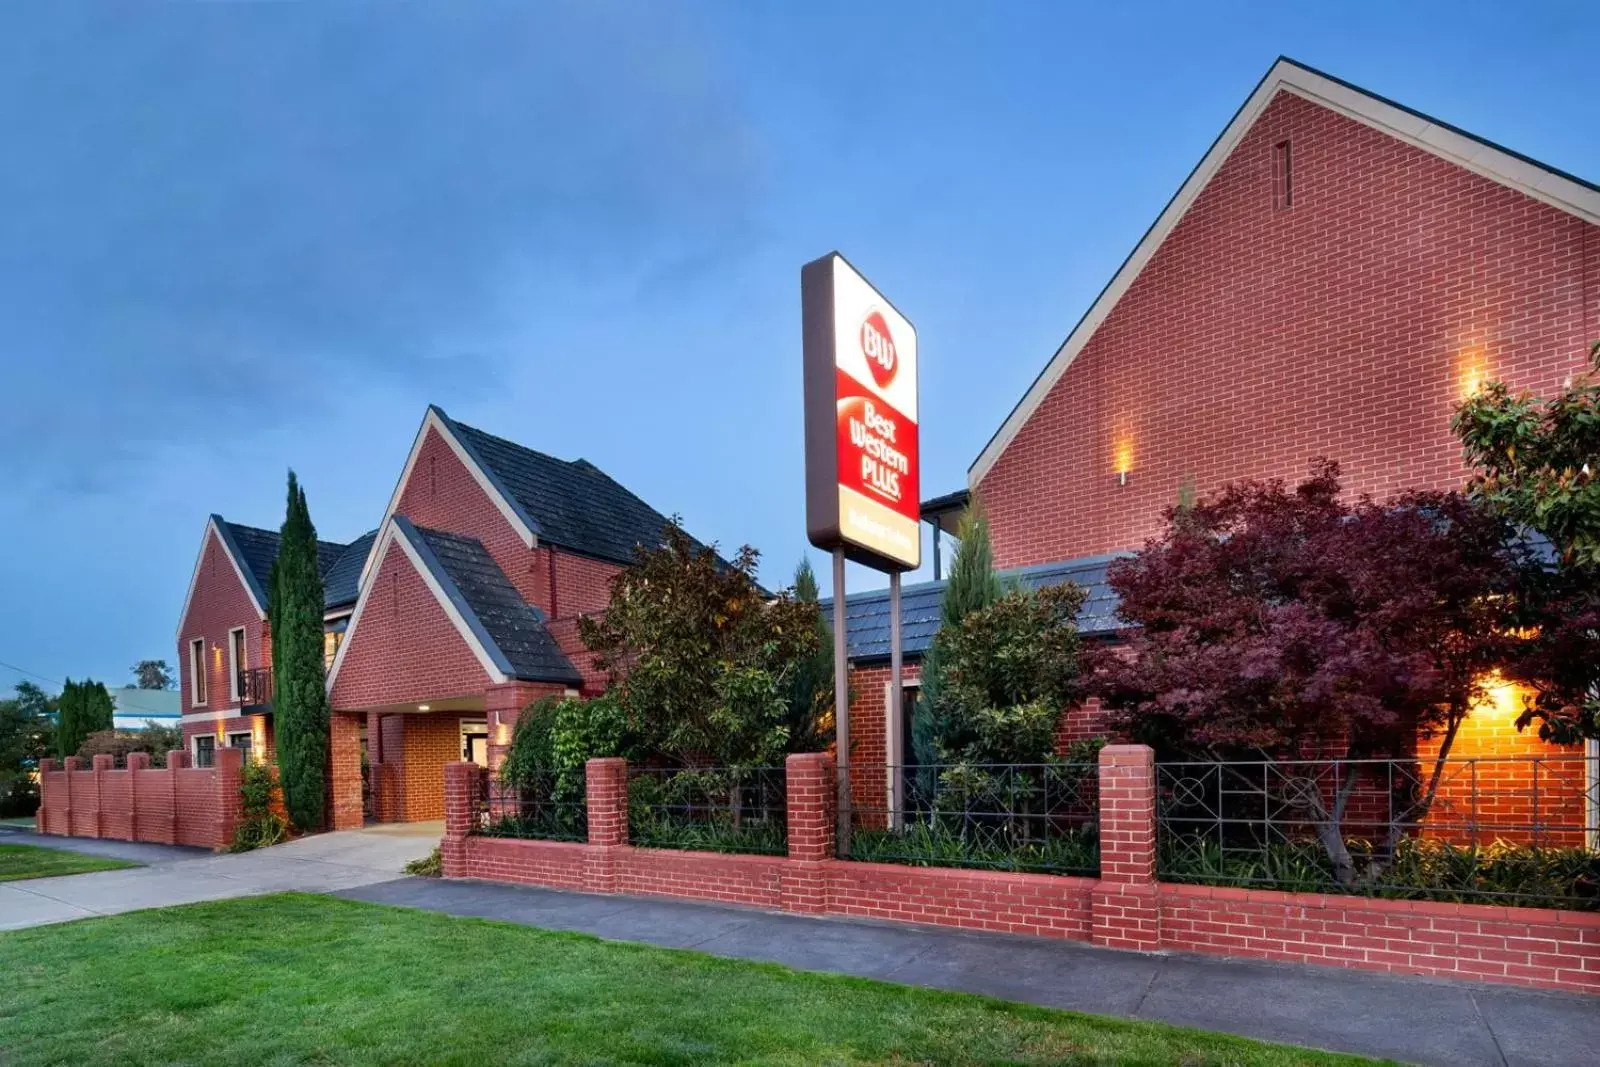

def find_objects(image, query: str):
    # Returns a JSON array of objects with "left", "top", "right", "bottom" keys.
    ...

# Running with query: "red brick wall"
[
  {"left": 978, "top": 91, "right": 1600, "bottom": 569},
  {"left": 546, "top": 549, "right": 620, "bottom": 617},
  {"left": 329, "top": 537, "right": 493, "bottom": 711},
  {"left": 398, "top": 714, "right": 466, "bottom": 822},
  {"left": 394, "top": 425, "right": 548, "bottom": 612},
  {"left": 1417, "top": 693, "right": 1589, "bottom": 848},
  {"left": 36, "top": 749, "right": 244, "bottom": 849},
  {"left": 1160, "top": 885, "right": 1598, "bottom": 992},
  {"left": 441, "top": 748, "right": 1600, "bottom": 994},
  {"left": 177, "top": 527, "right": 270, "bottom": 722}
]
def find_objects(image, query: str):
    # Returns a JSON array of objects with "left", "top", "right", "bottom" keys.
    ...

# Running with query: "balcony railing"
[{"left": 239, "top": 667, "right": 274, "bottom": 709}]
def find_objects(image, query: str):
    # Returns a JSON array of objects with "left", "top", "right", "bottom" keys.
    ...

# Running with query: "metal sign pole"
[
  {"left": 888, "top": 568, "right": 903, "bottom": 830},
  {"left": 833, "top": 548, "right": 851, "bottom": 854}
]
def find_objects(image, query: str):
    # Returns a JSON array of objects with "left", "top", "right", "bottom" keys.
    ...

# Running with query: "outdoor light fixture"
[
  {"left": 1113, "top": 438, "right": 1134, "bottom": 487},
  {"left": 417, "top": 704, "right": 430, "bottom": 712}
]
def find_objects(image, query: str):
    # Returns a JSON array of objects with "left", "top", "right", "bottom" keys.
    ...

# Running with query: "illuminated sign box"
[{"left": 802, "top": 252, "right": 921, "bottom": 572}]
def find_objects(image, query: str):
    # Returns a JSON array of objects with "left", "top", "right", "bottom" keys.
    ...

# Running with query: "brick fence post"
[
  {"left": 442, "top": 760, "right": 485, "bottom": 878},
  {"left": 63, "top": 756, "right": 81, "bottom": 836},
  {"left": 166, "top": 749, "right": 189, "bottom": 846},
  {"left": 36, "top": 758, "right": 58, "bottom": 833},
  {"left": 91, "top": 754, "right": 113, "bottom": 839},
  {"left": 584, "top": 757, "right": 628, "bottom": 893},
  {"left": 1092, "top": 744, "right": 1161, "bottom": 951},
  {"left": 214, "top": 746, "right": 245, "bottom": 849},
  {"left": 126, "top": 753, "right": 150, "bottom": 841},
  {"left": 782, "top": 751, "right": 835, "bottom": 914}
]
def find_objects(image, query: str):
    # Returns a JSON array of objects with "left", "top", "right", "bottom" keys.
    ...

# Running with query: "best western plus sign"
[{"left": 802, "top": 253, "right": 920, "bottom": 572}]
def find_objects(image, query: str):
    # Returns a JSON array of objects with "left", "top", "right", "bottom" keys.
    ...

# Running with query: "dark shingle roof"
[
  {"left": 399, "top": 518, "right": 581, "bottom": 686},
  {"left": 445, "top": 411, "right": 705, "bottom": 566},
  {"left": 215, "top": 518, "right": 365, "bottom": 613},
  {"left": 322, "top": 531, "right": 377, "bottom": 611},
  {"left": 822, "top": 552, "right": 1129, "bottom": 663}
]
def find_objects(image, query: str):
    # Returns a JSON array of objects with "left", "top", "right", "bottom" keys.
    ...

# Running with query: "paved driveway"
[{"left": 0, "top": 823, "right": 440, "bottom": 931}]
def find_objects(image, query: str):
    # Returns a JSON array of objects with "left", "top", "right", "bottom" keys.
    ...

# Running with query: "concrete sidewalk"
[
  {"left": 0, "top": 824, "right": 440, "bottom": 931},
  {"left": 340, "top": 876, "right": 1599, "bottom": 1067}
]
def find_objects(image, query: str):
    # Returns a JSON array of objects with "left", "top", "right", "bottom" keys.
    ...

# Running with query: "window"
[
  {"left": 194, "top": 735, "right": 216, "bottom": 769},
  {"left": 228, "top": 732, "right": 253, "bottom": 762},
  {"left": 189, "top": 638, "right": 207, "bottom": 706},
  {"left": 228, "top": 627, "right": 247, "bottom": 703},
  {"left": 324, "top": 616, "right": 349, "bottom": 673},
  {"left": 1273, "top": 139, "right": 1293, "bottom": 210}
]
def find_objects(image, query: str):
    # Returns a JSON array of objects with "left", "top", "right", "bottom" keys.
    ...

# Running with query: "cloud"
[{"left": 0, "top": 2, "right": 762, "bottom": 491}]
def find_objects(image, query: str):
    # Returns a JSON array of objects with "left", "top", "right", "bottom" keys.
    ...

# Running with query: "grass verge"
[
  {"left": 0, "top": 893, "right": 1382, "bottom": 1065},
  {"left": 0, "top": 843, "right": 138, "bottom": 882}
]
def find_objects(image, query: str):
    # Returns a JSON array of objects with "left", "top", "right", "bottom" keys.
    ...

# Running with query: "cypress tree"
[
  {"left": 912, "top": 500, "right": 1003, "bottom": 774},
  {"left": 56, "top": 678, "right": 80, "bottom": 759},
  {"left": 782, "top": 558, "right": 834, "bottom": 753},
  {"left": 82, "top": 680, "right": 114, "bottom": 737},
  {"left": 270, "top": 471, "right": 330, "bottom": 831}
]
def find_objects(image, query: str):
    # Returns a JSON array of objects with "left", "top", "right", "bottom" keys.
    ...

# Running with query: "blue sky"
[{"left": 3, "top": 1, "right": 1597, "bottom": 697}]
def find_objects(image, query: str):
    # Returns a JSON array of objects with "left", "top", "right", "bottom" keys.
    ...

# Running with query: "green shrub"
[
  {"left": 1159, "top": 834, "right": 1600, "bottom": 910},
  {"left": 501, "top": 694, "right": 630, "bottom": 804},
  {"left": 848, "top": 820, "right": 1099, "bottom": 876},
  {"left": 229, "top": 760, "right": 289, "bottom": 852},
  {"left": 404, "top": 847, "right": 442, "bottom": 877},
  {"left": 626, "top": 768, "right": 788, "bottom": 855}
]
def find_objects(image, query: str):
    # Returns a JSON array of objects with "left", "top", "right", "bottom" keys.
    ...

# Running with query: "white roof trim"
[
  {"left": 968, "top": 58, "right": 1600, "bottom": 486},
  {"left": 174, "top": 517, "right": 266, "bottom": 643},
  {"left": 358, "top": 407, "right": 536, "bottom": 590},
  {"left": 327, "top": 519, "right": 508, "bottom": 700}
]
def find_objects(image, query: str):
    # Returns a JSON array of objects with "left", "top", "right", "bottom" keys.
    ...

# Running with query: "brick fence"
[
  {"left": 443, "top": 744, "right": 1600, "bottom": 995},
  {"left": 35, "top": 747, "right": 245, "bottom": 850}
]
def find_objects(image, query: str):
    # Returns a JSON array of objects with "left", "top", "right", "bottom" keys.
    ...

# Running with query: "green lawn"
[
  {"left": 0, "top": 894, "right": 1380, "bottom": 1066},
  {"left": 0, "top": 843, "right": 138, "bottom": 882}
]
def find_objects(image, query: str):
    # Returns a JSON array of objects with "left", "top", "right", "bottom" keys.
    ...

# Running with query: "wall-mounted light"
[
  {"left": 495, "top": 722, "right": 512, "bottom": 746},
  {"left": 1113, "top": 437, "right": 1135, "bottom": 488},
  {"left": 1457, "top": 347, "right": 1488, "bottom": 401},
  {"left": 417, "top": 704, "right": 431, "bottom": 712}
]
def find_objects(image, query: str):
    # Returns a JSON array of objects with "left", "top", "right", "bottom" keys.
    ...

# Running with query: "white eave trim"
[
  {"left": 968, "top": 58, "right": 1600, "bottom": 486},
  {"left": 174, "top": 517, "right": 267, "bottom": 643},
  {"left": 327, "top": 518, "right": 510, "bottom": 697},
  {"left": 358, "top": 407, "right": 537, "bottom": 590}
]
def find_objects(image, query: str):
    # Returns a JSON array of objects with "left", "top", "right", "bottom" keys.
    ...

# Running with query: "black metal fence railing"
[
  {"left": 240, "top": 667, "right": 274, "bottom": 708},
  {"left": 841, "top": 762, "right": 1100, "bottom": 876},
  {"left": 1156, "top": 755, "right": 1599, "bottom": 910},
  {"left": 475, "top": 768, "right": 588, "bottom": 843},
  {"left": 628, "top": 766, "right": 788, "bottom": 856}
]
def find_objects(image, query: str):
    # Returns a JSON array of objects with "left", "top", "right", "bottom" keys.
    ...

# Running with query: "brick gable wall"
[
  {"left": 177, "top": 527, "right": 270, "bottom": 750},
  {"left": 978, "top": 91, "right": 1600, "bottom": 569},
  {"left": 328, "top": 537, "right": 492, "bottom": 711}
]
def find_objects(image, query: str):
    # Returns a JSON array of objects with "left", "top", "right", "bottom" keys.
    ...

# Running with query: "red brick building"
[
  {"left": 177, "top": 404, "right": 719, "bottom": 827},
  {"left": 835, "top": 58, "right": 1599, "bottom": 831}
]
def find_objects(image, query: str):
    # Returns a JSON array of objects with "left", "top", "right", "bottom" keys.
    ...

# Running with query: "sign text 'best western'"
[{"left": 802, "top": 252, "right": 921, "bottom": 571}]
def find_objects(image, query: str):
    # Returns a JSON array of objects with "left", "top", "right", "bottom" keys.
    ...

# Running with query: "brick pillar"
[
  {"left": 584, "top": 757, "right": 628, "bottom": 893},
  {"left": 214, "top": 746, "right": 245, "bottom": 849},
  {"left": 442, "top": 760, "right": 485, "bottom": 878},
  {"left": 36, "top": 758, "right": 57, "bottom": 833},
  {"left": 1092, "top": 744, "right": 1160, "bottom": 951},
  {"left": 126, "top": 753, "right": 150, "bottom": 841},
  {"left": 783, "top": 751, "right": 835, "bottom": 914},
  {"left": 63, "top": 757, "right": 81, "bottom": 837},
  {"left": 91, "top": 754, "right": 113, "bottom": 839},
  {"left": 166, "top": 750, "right": 189, "bottom": 846},
  {"left": 329, "top": 711, "right": 364, "bottom": 831},
  {"left": 485, "top": 681, "right": 559, "bottom": 778}
]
